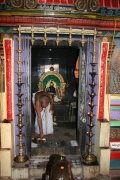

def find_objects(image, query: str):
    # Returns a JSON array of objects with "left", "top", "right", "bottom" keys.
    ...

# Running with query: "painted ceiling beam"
[{"left": 0, "top": 16, "right": 119, "bottom": 31}]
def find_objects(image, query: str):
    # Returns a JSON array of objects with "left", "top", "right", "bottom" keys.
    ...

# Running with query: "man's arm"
[{"left": 74, "top": 57, "right": 79, "bottom": 79}]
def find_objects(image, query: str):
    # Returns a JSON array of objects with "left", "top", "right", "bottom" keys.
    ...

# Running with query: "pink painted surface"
[
  {"left": 4, "top": 39, "right": 13, "bottom": 121},
  {"left": 98, "top": 42, "right": 109, "bottom": 120}
]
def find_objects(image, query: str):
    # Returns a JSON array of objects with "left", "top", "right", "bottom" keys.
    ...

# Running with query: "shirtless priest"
[{"left": 32, "top": 91, "right": 54, "bottom": 138}]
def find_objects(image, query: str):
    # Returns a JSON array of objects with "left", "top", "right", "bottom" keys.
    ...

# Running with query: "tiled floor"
[{"left": 31, "top": 121, "right": 77, "bottom": 156}]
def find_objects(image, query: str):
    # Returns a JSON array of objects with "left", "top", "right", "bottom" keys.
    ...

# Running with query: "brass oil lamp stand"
[
  {"left": 14, "top": 26, "right": 28, "bottom": 163},
  {"left": 82, "top": 29, "right": 98, "bottom": 164},
  {"left": 83, "top": 63, "right": 97, "bottom": 164}
]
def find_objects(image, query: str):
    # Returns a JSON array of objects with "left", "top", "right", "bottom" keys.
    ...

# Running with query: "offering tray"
[{"left": 32, "top": 137, "right": 46, "bottom": 144}]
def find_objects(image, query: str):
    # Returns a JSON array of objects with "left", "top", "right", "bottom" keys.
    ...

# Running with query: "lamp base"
[
  {"left": 14, "top": 155, "right": 29, "bottom": 163},
  {"left": 82, "top": 154, "right": 97, "bottom": 165}
]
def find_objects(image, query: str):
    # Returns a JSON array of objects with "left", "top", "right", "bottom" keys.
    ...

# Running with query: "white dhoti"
[{"left": 32, "top": 92, "right": 54, "bottom": 135}]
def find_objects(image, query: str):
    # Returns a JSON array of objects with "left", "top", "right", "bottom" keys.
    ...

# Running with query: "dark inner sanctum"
[{"left": 31, "top": 46, "right": 80, "bottom": 156}]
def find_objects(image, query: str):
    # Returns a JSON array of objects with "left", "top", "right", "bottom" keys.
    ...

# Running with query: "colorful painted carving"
[{"left": 38, "top": 66, "right": 66, "bottom": 102}]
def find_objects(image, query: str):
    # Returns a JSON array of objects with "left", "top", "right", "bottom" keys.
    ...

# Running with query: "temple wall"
[
  {"left": 0, "top": 1, "right": 120, "bottom": 174},
  {"left": 0, "top": 92, "right": 6, "bottom": 121},
  {"left": 0, "top": 31, "right": 111, "bottom": 177}
]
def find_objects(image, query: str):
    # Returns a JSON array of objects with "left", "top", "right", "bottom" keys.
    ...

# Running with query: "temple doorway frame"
[{"left": 13, "top": 26, "right": 99, "bottom": 162}]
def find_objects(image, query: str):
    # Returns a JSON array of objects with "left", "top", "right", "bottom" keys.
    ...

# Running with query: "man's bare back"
[{"left": 34, "top": 91, "right": 54, "bottom": 138}]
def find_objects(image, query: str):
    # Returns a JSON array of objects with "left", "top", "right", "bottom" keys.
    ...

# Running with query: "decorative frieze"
[
  {"left": 110, "top": 128, "right": 120, "bottom": 139},
  {"left": 75, "top": 0, "right": 100, "bottom": 12},
  {"left": 0, "top": 16, "right": 120, "bottom": 31},
  {"left": 11, "top": 0, "right": 37, "bottom": 9}
]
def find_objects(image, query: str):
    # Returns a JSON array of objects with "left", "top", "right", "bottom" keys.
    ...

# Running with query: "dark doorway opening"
[{"left": 31, "top": 46, "right": 80, "bottom": 156}]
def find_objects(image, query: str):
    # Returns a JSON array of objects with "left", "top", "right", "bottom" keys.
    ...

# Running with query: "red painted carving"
[
  {"left": 4, "top": 39, "right": 13, "bottom": 121},
  {"left": 98, "top": 42, "right": 109, "bottom": 120},
  {"left": 0, "top": 16, "right": 120, "bottom": 30},
  {"left": 0, "top": 0, "right": 10, "bottom": 2},
  {"left": 98, "top": 0, "right": 120, "bottom": 8},
  {"left": 37, "top": 0, "right": 76, "bottom": 4},
  {"left": 38, "top": 0, "right": 120, "bottom": 7},
  {"left": 0, "top": 0, "right": 120, "bottom": 7}
]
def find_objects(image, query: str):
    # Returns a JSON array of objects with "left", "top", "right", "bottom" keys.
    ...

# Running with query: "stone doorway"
[
  {"left": 31, "top": 46, "right": 80, "bottom": 156},
  {"left": 13, "top": 29, "right": 98, "bottom": 161}
]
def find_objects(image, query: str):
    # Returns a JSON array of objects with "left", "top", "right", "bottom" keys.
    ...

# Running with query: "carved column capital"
[
  {"left": 75, "top": 0, "right": 100, "bottom": 12},
  {"left": 11, "top": 0, "right": 37, "bottom": 9}
]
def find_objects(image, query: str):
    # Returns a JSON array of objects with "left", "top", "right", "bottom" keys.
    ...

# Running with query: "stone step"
[
  {"left": 29, "top": 175, "right": 82, "bottom": 180},
  {"left": 12, "top": 155, "right": 100, "bottom": 179},
  {"left": 31, "top": 140, "right": 80, "bottom": 156},
  {"left": 29, "top": 155, "right": 82, "bottom": 178}
]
